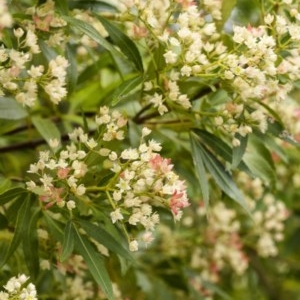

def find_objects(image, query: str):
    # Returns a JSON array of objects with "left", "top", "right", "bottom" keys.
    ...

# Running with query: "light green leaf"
[
  {"left": 77, "top": 219, "right": 134, "bottom": 262},
  {"left": 191, "top": 132, "right": 249, "bottom": 212},
  {"left": 0, "top": 194, "right": 34, "bottom": 268},
  {"left": 190, "top": 133, "right": 210, "bottom": 207},
  {"left": 112, "top": 75, "right": 143, "bottom": 106},
  {"left": 0, "top": 97, "right": 28, "bottom": 120},
  {"left": 60, "top": 221, "right": 75, "bottom": 262},
  {"left": 23, "top": 207, "right": 41, "bottom": 279},
  {"left": 96, "top": 15, "right": 144, "bottom": 72},
  {"left": 0, "top": 187, "right": 28, "bottom": 206},
  {"left": 32, "top": 116, "right": 61, "bottom": 146},
  {"left": 54, "top": 0, "right": 69, "bottom": 15},
  {"left": 73, "top": 224, "right": 114, "bottom": 300},
  {"left": 232, "top": 134, "right": 248, "bottom": 169},
  {"left": 220, "top": 0, "right": 237, "bottom": 30}
]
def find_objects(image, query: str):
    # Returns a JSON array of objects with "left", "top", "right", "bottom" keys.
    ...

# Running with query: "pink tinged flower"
[
  {"left": 57, "top": 167, "right": 70, "bottom": 179},
  {"left": 170, "top": 190, "right": 190, "bottom": 216},
  {"left": 149, "top": 154, "right": 173, "bottom": 173}
]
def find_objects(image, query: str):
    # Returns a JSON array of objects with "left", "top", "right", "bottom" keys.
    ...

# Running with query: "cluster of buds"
[
  {"left": 27, "top": 107, "right": 189, "bottom": 251},
  {"left": 0, "top": 274, "right": 37, "bottom": 300}
]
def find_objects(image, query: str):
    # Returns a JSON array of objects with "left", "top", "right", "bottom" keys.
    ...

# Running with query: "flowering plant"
[{"left": 1, "top": 0, "right": 300, "bottom": 299}]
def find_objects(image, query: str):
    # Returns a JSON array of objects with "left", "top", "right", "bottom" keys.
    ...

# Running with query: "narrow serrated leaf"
[
  {"left": 112, "top": 75, "right": 143, "bottom": 106},
  {"left": 73, "top": 225, "right": 114, "bottom": 300},
  {"left": 96, "top": 15, "right": 144, "bottom": 72},
  {"left": 190, "top": 133, "right": 210, "bottom": 207},
  {"left": 32, "top": 116, "right": 61, "bottom": 146},
  {"left": 23, "top": 207, "right": 41, "bottom": 279},
  {"left": 60, "top": 221, "right": 75, "bottom": 262},
  {"left": 192, "top": 133, "right": 249, "bottom": 212},
  {"left": 0, "top": 194, "right": 34, "bottom": 268},
  {"left": 0, "top": 97, "right": 28, "bottom": 120},
  {"left": 193, "top": 129, "right": 251, "bottom": 174},
  {"left": 77, "top": 219, "right": 133, "bottom": 262}
]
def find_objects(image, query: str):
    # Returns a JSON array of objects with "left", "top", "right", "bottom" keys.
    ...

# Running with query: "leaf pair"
[{"left": 190, "top": 130, "right": 249, "bottom": 212}]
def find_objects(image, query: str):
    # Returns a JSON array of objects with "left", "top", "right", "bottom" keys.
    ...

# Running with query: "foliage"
[{"left": 1, "top": 0, "right": 300, "bottom": 299}]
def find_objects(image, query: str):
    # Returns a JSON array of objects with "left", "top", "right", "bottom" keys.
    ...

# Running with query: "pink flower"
[{"left": 170, "top": 190, "right": 190, "bottom": 216}]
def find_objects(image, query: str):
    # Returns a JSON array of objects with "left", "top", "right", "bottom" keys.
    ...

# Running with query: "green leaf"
[
  {"left": 192, "top": 129, "right": 251, "bottom": 174},
  {"left": 77, "top": 219, "right": 134, "bottom": 262},
  {"left": 243, "top": 135, "right": 276, "bottom": 188},
  {"left": 0, "top": 178, "right": 11, "bottom": 194},
  {"left": 112, "top": 75, "right": 143, "bottom": 106},
  {"left": 43, "top": 212, "right": 64, "bottom": 242},
  {"left": 65, "top": 44, "right": 78, "bottom": 94},
  {"left": 190, "top": 133, "right": 210, "bottom": 207},
  {"left": 232, "top": 134, "right": 248, "bottom": 169},
  {"left": 54, "top": 0, "right": 69, "bottom": 15},
  {"left": 73, "top": 224, "right": 114, "bottom": 300},
  {"left": 38, "top": 40, "right": 57, "bottom": 61},
  {"left": 69, "top": 0, "right": 118, "bottom": 13},
  {"left": 96, "top": 15, "right": 144, "bottom": 72},
  {"left": 0, "top": 97, "right": 28, "bottom": 120},
  {"left": 221, "top": 0, "right": 237, "bottom": 27},
  {"left": 0, "top": 212, "right": 8, "bottom": 230},
  {"left": 31, "top": 116, "right": 61, "bottom": 147},
  {"left": 0, "top": 194, "right": 34, "bottom": 268},
  {"left": 0, "top": 187, "right": 28, "bottom": 206},
  {"left": 23, "top": 206, "right": 41, "bottom": 279},
  {"left": 63, "top": 16, "right": 121, "bottom": 57},
  {"left": 191, "top": 132, "right": 249, "bottom": 212},
  {"left": 60, "top": 221, "right": 75, "bottom": 262}
]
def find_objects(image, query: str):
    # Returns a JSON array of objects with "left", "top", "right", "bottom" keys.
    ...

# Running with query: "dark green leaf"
[
  {"left": 192, "top": 129, "right": 251, "bottom": 174},
  {"left": 0, "top": 212, "right": 8, "bottom": 230},
  {"left": 77, "top": 219, "right": 134, "bottom": 262},
  {"left": 0, "top": 194, "right": 34, "bottom": 267},
  {"left": 0, "top": 97, "right": 28, "bottom": 120},
  {"left": 190, "top": 133, "right": 210, "bottom": 206},
  {"left": 96, "top": 15, "right": 144, "bottom": 72},
  {"left": 23, "top": 206, "right": 41, "bottom": 279},
  {"left": 73, "top": 224, "right": 114, "bottom": 300},
  {"left": 112, "top": 75, "right": 143, "bottom": 106},
  {"left": 191, "top": 132, "right": 249, "bottom": 212},
  {"left": 60, "top": 221, "right": 75, "bottom": 262},
  {"left": 69, "top": 0, "right": 118, "bottom": 13},
  {"left": 0, "top": 187, "right": 28, "bottom": 206},
  {"left": 63, "top": 16, "right": 121, "bottom": 57},
  {"left": 32, "top": 116, "right": 61, "bottom": 147},
  {"left": 232, "top": 134, "right": 248, "bottom": 169}
]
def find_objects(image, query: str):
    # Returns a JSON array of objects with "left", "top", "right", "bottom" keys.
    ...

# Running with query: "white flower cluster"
[
  {"left": 102, "top": 126, "right": 189, "bottom": 251},
  {"left": 26, "top": 107, "right": 127, "bottom": 209},
  {"left": 253, "top": 194, "right": 288, "bottom": 257},
  {"left": 0, "top": 274, "right": 37, "bottom": 300},
  {"left": 26, "top": 107, "right": 189, "bottom": 251},
  {"left": 194, "top": 202, "right": 248, "bottom": 276},
  {"left": 120, "top": 1, "right": 300, "bottom": 145}
]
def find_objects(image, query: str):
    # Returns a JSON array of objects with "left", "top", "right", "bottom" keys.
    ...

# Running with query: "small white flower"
[
  {"left": 129, "top": 240, "right": 138, "bottom": 252},
  {"left": 110, "top": 208, "right": 124, "bottom": 223}
]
